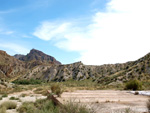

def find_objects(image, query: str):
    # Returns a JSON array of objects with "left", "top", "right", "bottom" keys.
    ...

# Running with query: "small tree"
[{"left": 125, "top": 79, "right": 142, "bottom": 90}]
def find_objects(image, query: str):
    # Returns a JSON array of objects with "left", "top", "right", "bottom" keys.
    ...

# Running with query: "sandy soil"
[
  {"left": 0, "top": 90, "right": 149, "bottom": 113},
  {"left": 58, "top": 90, "right": 149, "bottom": 113}
]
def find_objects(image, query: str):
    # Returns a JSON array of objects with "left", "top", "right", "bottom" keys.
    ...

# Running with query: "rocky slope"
[
  {"left": 14, "top": 54, "right": 25, "bottom": 59},
  {"left": 21, "top": 53, "right": 150, "bottom": 84},
  {"left": 0, "top": 50, "right": 26, "bottom": 81},
  {"left": 15, "top": 49, "right": 61, "bottom": 65}
]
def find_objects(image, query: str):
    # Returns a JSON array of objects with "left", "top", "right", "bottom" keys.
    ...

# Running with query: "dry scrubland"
[{"left": 0, "top": 80, "right": 150, "bottom": 113}]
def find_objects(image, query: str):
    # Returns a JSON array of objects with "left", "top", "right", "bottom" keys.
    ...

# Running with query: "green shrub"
[
  {"left": 125, "top": 79, "right": 142, "bottom": 90},
  {"left": 2, "top": 94, "right": 8, "bottom": 98},
  {"left": 0, "top": 96, "right": 2, "bottom": 100},
  {"left": 0, "top": 101, "right": 17, "bottom": 109},
  {"left": 51, "top": 84, "right": 63, "bottom": 97},
  {"left": 12, "top": 79, "right": 42, "bottom": 85},
  {"left": 9, "top": 96, "right": 19, "bottom": 100}
]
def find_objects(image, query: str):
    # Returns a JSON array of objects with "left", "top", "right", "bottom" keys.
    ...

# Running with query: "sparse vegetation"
[
  {"left": 2, "top": 94, "right": 8, "bottom": 98},
  {"left": 12, "top": 79, "right": 42, "bottom": 85},
  {"left": 0, "top": 101, "right": 17, "bottom": 109},
  {"left": 61, "top": 100, "right": 94, "bottom": 113},
  {"left": 125, "top": 79, "right": 142, "bottom": 90},
  {"left": 17, "top": 102, "right": 36, "bottom": 113},
  {"left": 0, "top": 106, "right": 6, "bottom": 113},
  {"left": 147, "top": 99, "right": 150, "bottom": 113},
  {"left": 0, "top": 96, "right": 2, "bottom": 100},
  {"left": 34, "top": 87, "right": 49, "bottom": 96},
  {"left": 18, "top": 98, "right": 93, "bottom": 113},
  {"left": 20, "top": 93, "right": 27, "bottom": 97},
  {"left": 51, "top": 84, "right": 63, "bottom": 97},
  {"left": 9, "top": 96, "right": 19, "bottom": 100}
]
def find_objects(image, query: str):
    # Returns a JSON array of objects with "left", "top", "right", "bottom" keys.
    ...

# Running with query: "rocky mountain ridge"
[
  {"left": 0, "top": 49, "right": 150, "bottom": 85},
  {"left": 14, "top": 49, "right": 61, "bottom": 65}
]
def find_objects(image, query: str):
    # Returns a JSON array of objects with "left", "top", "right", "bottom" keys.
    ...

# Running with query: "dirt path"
[{"left": 58, "top": 90, "right": 149, "bottom": 113}]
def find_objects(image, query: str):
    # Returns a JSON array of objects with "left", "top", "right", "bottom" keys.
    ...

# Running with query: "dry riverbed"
[
  {"left": 58, "top": 90, "right": 149, "bottom": 113},
  {"left": 0, "top": 90, "right": 149, "bottom": 113}
]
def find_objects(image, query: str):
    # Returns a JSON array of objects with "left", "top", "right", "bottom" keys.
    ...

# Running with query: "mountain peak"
[{"left": 15, "top": 49, "right": 61, "bottom": 65}]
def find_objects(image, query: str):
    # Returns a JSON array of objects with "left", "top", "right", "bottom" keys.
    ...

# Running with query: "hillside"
[
  {"left": 0, "top": 50, "right": 26, "bottom": 81},
  {"left": 1, "top": 49, "right": 150, "bottom": 85},
  {"left": 20, "top": 53, "right": 150, "bottom": 84}
]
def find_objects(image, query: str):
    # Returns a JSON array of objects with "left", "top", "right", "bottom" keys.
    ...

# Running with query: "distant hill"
[{"left": 14, "top": 49, "right": 61, "bottom": 65}]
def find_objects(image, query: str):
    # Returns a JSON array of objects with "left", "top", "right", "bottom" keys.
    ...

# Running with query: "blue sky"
[{"left": 0, "top": 0, "right": 150, "bottom": 65}]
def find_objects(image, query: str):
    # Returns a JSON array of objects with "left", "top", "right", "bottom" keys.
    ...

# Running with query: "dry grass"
[
  {"left": 34, "top": 87, "right": 49, "bottom": 96},
  {"left": 51, "top": 84, "right": 63, "bottom": 97},
  {"left": 0, "top": 101, "right": 17, "bottom": 109},
  {"left": 0, "top": 106, "right": 6, "bottom": 113},
  {"left": 147, "top": 99, "right": 150, "bottom": 113},
  {"left": 18, "top": 98, "right": 93, "bottom": 113}
]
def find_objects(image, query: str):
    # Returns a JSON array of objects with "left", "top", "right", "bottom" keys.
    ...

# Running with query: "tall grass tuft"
[
  {"left": 51, "top": 84, "right": 63, "bottom": 97},
  {"left": 60, "top": 100, "right": 93, "bottom": 113}
]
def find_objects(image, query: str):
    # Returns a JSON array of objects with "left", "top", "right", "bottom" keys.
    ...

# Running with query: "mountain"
[
  {"left": 14, "top": 54, "right": 25, "bottom": 59},
  {"left": 0, "top": 50, "right": 26, "bottom": 81},
  {"left": 1, "top": 49, "right": 150, "bottom": 85},
  {"left": 15, "top": 49, "right": 61, "bottom": 65},
  {"left": 20, "top": 53, "right": 150, "bottom": 84}
]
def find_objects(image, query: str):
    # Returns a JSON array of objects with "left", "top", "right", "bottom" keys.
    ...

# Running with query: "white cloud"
[
  {"left": 0, "top": 43, "right": 29, "bottom": 55},
  {"left": 33, "top": 21, "right": 71, "bottom": 41},
  {"left": 33, "top": 0, "right": 150, "bottom": 65}
]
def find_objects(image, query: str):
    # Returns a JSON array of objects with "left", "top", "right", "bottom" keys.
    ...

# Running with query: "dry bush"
[
  {"left": 34, "top": 87, "right": 48, "bottom": 96},
  {"left": 51, "top": 84, "right": 63, "bottom": 97},
  {"left": 0, "top": 101, "right": 17, "bottom": 109}
]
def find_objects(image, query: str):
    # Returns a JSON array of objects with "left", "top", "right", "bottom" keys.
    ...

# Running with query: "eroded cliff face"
[{"left": 0, "top": 50, "right": 26, "bottom": 80}]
